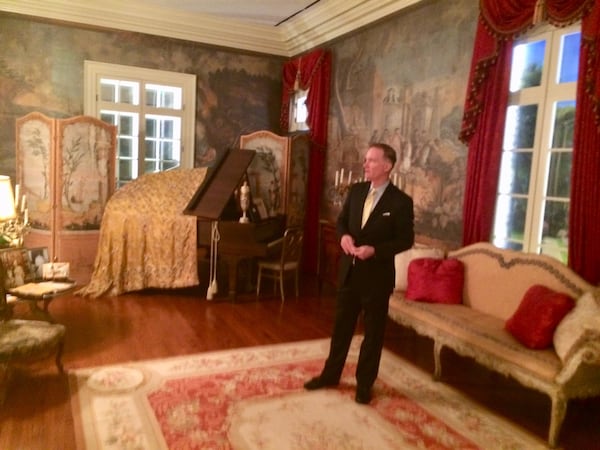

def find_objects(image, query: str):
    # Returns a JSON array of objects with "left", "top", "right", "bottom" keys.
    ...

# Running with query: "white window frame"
[
  {"left": 493, "top": 23, "right": 579, "bottom": 262},
  {"left": 83, "top": 61, "right": 196, "bottom": 185}
]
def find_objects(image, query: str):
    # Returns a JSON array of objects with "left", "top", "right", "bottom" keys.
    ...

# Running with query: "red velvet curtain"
[
  {"left": 281, "top": 49, "right": 332, "bottom": 274},
  {"left": 460, "top": 0, "right": 599, "bottom": 284},
  {"left": 570, "top": 2, "right": 600, "bottom": 284},
  {"left": 458, "top": 24, "right": 512, "bottom": 245}
]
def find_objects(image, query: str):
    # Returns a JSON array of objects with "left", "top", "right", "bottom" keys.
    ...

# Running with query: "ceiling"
[
  {"left": 140, "top": 0, "right": 322, "bottom": 27},
  {"left": 0, "top": 0, "right": 423, "bottom": 56}
]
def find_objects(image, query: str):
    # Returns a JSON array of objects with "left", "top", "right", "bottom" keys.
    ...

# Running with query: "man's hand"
[
  {"left": 340, "top": 234, "right": 374, "bottom": 260},
  {"left": 353, "top": 245, "right": 375, "bottom": 260},
  {"left": 340, "top": 234, "right": 357, "bottom": 255}
]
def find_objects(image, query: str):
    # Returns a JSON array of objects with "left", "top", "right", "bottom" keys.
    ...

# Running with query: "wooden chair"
[
  {"left": 0, "top": 257, "right": 66, "bottom": 404},
  {"left": 256, "top": 227, "right": 304, "bottom": 302}
]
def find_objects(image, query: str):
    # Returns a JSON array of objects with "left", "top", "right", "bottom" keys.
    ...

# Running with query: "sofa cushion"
[
  {"left": 405, "top": 257, "right": 464, "bottom": 304},
  {"left": 394, "top": 246, "right": 444, "bottom": 291},
  {"left": 553, "top": 291, "right": 600, "bottom": 363},
  {"left": 505, "top": 285, "right": 575, "bottom": 349}
]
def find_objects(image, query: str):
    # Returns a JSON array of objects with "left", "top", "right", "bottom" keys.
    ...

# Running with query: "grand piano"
[{"left": 184, "top": 149, "right": 285, "bottom": 299}]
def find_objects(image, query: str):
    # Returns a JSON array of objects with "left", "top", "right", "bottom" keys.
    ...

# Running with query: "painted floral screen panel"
[{"left": 240, "top": 130, "right": 290, "bottom": 218}]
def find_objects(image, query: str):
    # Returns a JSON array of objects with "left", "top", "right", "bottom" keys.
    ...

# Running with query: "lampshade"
[{"left": 0, "top": 175, "right": 17, "bottom": 221}]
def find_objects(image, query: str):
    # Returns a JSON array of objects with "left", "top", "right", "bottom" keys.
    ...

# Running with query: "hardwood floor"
[{"left": 1, "top": 277, "right": 599, "bottom": 449}]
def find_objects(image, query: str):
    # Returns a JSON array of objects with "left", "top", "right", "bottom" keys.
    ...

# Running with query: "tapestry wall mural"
[
  {"left": 324, "top": 0, "right": 478, "bottom": 247},
  {"left": 0, "top": 14, "right": 283, "bottom": 181}
]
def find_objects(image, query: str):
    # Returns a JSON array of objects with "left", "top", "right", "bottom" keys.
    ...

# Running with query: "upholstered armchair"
[{"left": 0, "top": 257, "right": 66, "bottom": 404}]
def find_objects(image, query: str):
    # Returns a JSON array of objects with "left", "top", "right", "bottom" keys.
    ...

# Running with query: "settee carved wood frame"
[{"left": 388, "top": 242, "right": 600, "bottom": 448}]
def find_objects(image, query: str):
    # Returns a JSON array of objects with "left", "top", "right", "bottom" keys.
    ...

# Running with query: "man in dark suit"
[{"left": 305, "top": 142, "right": 414, "bottom": 404}]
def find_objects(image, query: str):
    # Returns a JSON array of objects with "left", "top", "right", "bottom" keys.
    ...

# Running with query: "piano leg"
[{"left": 223, "top": 254, "right": 243, "bottom": 300}]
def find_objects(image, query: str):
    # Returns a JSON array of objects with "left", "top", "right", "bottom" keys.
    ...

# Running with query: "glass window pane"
[
  {"left": 146, "top": 118, "right": 157, "bottom": 138},
  {"left": 542, "top": 200, "right": 569, "bottom": 239},
  {"left": 551, "top": 100, "right": 576, "bottom": 148},
  {"left": 161, "top": 120, "right": 174, "bottom": 139},
  {"left": 492, "top": 238, "right": 523, "bottom": 251},
  {"left": 118, "top": 138, "right": 133, "bottom": 157},
  {"left": 119, "top": 115, "right": 134, "bottom": 136},
  {"left": 504, "top": 105, "right": 538, "bottom": 149},
  {"left": 540, "top": 200, "right": 569, "bottom": 263},
  {"left": 100, "top": 81, "right": 117, "bottom": 102},
  {"left": 145, "top": 84, "right": 182, "bottom": 109},
  {"left": 119, "top": 85, "right": 135, "bottom": 104},
  {"left": 163, "top": 91, "right": 175, "bottom": 109},
  {"left": 160, "top": 141, "right": 173, "bottom": 161},
  {"left": 493, "top": 194, "right": 527, "bottom": 242},
  {"left": 558, "top": 32, "right": 581, "bottom": 84},
  {"left": 510, "top": 40, "right": 545, "bottom": 92},
  {"left": 100, "top": 112, "right": 117, "bottom": 126},
  {"left": 146, "top": 88, "right": 157, "bottom": 108},
  {"left": 295, "top": 93, "right": 308, "bottom": 123},
  {"left": 118, "top": 160, "right": 133, "bottom": 181},
  {"left": 145, "top": 140, "right": 157, "bottom": 159},
  {"left": 498, "top": 151, "right": 532, "bottom": 195},
  {"left": 162, "top": 160, "right": 179, "bottom": 171},
  {"left": 546, "top": 151, "right": 572, "bottom": 198},
  {"left": 144, "top": 161, "right": 158, "bottom": 173}
]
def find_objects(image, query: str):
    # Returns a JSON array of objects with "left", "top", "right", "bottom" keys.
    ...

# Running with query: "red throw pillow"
[
  {"left": 405, "top": 258, "right": 464, "bottom": 304},
  {"left": 505, "top": 285, "right": 575, "bottom": 349}
]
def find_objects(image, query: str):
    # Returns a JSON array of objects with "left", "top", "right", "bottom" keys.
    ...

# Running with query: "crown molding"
[
  {"left": 281, "top": 0, "right": 422, "bottom": 55},
  {"left": 0, "top": 0, "right": 423, "bottom": 57}
]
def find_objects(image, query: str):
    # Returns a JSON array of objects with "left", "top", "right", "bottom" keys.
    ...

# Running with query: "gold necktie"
[{"left": 361, "top": 189, "right": 376, "bottom": 228}]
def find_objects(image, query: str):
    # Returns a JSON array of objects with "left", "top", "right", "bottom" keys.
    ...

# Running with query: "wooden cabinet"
[
  {"left": 16, "top": 112, "right": 116, "bottom": 283},
  {"left": 317, "top": 220, "right": 340, "bottom": 292}
]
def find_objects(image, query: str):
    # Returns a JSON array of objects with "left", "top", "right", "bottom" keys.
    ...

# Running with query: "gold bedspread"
[{"left": 77, "top": 168, "right": 207, "bottom": 298}]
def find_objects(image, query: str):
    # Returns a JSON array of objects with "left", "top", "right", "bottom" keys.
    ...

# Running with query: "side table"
[{"left": 7, "top": 280, "right": 76, "bottom": 322}]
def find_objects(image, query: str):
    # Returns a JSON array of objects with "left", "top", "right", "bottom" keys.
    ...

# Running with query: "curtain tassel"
[
  {"left": 206, "top": 221, "right": 220, "bottom": 300},
  {"left": 533, "top": 0, "right": 546, "bottom": 25},
  {"left": 294, "top": 57, "right": 302, "bottom": 91}
]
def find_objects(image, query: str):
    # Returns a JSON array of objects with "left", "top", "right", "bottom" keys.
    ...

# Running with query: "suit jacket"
[{"left": 336, "top": 181, "right": 414, "bottom": 296}]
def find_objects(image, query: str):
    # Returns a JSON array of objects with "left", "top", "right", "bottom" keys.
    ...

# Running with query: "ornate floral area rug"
[{"left": 69, "top": 338, "right": 547, "bottom": 449}]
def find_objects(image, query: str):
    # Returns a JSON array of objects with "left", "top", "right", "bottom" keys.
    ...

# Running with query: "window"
[
  {"left": 289, "top": 88, "right": 309, "bottom": 132},
  {"left": 492, "top": 24, "right": 580, "bottom": 264},
  {"left": 84, "top": 61, "right": 196, "bottom": 188}
]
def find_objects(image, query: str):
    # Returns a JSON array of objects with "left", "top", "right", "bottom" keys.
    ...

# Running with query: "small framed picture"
[
  {"left": 27, "top": 247, "right": 49, "bottom": 280},
  {"left": 0, "top": 247, "right": 36, "bottom": 289}
]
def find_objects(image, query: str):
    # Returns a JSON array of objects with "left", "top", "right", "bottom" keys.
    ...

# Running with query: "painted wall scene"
[
  {"left": 1, "top": 1, "right": 480, "bottom": 252},
  {"left": 323, "top": 0, "right": 478, "bottom": 247},
  {"left": 0, "top": 14, "right": 284, "bottom": 183}
]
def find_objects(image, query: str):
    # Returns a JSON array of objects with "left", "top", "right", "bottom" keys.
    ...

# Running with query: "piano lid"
[{"left": 184, "top": 148, "right": 256, "bottom": 220}]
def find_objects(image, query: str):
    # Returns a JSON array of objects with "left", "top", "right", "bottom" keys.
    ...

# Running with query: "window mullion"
[{"left": 138, "top": 83, "right": 147, "bottom": 179}]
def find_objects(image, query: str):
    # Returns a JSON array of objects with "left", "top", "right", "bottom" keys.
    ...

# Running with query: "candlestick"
[
  {"left": 21, "top": 194, "right": 27, "bottom": 213},
  {"left": 15, "top": 184, "right": 20, "bottom": 207},
  {"left": 335, "top": 170, "right": 339, "bottom": 187},
  {"left": 348, "top": 170, "right": 352, "bottom": 184},
  {"left": 340, "top": 168, "right": 344, "bottom": 185}
]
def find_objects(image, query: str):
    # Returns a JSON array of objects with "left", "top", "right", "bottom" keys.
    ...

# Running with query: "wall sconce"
[{"left": 0, "top": 175, "right": 29, "bottom": 248}]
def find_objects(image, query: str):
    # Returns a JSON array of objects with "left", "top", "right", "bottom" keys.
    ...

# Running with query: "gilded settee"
[{"left": 388, "top": 242, "right": 600, "bottom": 448}]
